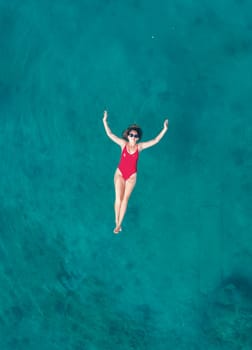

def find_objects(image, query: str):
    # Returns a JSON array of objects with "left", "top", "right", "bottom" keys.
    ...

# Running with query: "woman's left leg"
[
  {"left": 117, "top": 174, "right": 137, "bottom": 231},
  {"left": 114, "top": 170, "right": 125, "bottom": 229}
]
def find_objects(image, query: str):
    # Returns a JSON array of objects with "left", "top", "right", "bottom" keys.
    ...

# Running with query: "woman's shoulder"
[
  {"left": 137, "top": 142, "right": 143, "bottom": 152},
  {"left": 120, "top": 141, "right": 127, "bottom": 150}
]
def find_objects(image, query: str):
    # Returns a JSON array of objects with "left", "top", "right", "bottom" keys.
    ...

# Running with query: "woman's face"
[{"left": 128, "top": 130, "right": 139, "bottom": 143}]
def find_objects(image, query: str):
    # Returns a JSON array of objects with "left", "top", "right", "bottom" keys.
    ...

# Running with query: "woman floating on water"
[{"left": 103, "top": 110, "right": 168, "bottom": 234}]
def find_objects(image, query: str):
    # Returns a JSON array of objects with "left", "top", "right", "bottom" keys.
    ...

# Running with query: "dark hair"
[{"left": 122, "top": 124, "right": 143, "bottom": 141}]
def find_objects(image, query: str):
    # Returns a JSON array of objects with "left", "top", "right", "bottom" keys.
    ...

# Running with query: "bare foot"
[{"left": 113, "top": 226, "right": 122, "bottom": 234}]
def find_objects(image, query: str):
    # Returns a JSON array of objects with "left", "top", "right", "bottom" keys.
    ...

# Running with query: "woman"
[{"left": 103, "top": 110, "right": 168, "bottom": 234}]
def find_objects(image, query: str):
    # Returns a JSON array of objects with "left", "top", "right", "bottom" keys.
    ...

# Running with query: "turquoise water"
[{"left": 0, "top": 1, "right": 252, "bottom": 349}]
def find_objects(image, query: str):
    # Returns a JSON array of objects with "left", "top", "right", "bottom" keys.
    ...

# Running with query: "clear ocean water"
[{"left": 0, "top": 1, "right": 252, "bottom": 349}]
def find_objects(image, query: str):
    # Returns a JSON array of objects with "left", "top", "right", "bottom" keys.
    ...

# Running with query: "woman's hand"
[
  {"left": 103, "top": 110, "right": 108, "bottom": 122},
  {"left": 163, "top": 119, "right": 169, "bottom": 131}
]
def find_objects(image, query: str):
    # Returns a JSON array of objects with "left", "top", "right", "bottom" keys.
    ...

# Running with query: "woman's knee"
[
  {"left": 122, "top": 194, "right": 130, "bottom": 203},
  {"left": 115, "top": 197, "right": 122, "bottom": 206}
]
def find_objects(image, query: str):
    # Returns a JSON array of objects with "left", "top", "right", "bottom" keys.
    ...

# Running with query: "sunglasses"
[{"left": 129, "top": 133, "right": 139, "bottom": 138}]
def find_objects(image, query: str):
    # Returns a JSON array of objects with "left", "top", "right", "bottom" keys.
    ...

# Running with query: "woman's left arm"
[{"left": 138, "top": 119, "right": 168, "bottom": 151}]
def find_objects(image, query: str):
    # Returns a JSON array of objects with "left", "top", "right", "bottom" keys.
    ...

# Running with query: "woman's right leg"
[
  {"left": 117, "top": 174, "right": 136, "bottom": 229},
  {"left": 114, "top": 169, "right": 125, "bottom": 232}
]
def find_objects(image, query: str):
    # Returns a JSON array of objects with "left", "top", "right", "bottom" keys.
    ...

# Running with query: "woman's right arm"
[{"left": 102, "top": 110, "right": 125, "bottom": 146}]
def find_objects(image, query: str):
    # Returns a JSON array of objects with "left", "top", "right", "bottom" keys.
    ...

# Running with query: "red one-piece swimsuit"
[{"left": 118, "top": 144, "right": 139, "bottom": 180}]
